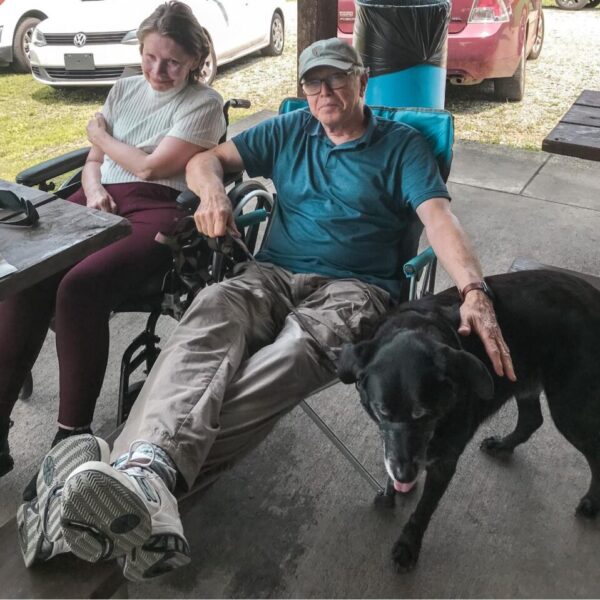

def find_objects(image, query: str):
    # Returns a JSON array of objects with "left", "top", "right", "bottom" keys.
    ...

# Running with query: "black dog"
[{"left": 337, "top": 269, "right": 600, "bottom": 572}]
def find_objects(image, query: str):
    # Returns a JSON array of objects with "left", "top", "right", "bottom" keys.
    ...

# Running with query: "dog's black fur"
[{"left": 338, "top": 269, "right": 600, "bottom": 572}]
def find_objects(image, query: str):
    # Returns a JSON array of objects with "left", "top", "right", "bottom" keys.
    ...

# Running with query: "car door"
[{"left": 187, "top": 0, "right": 250, "bottom": 62}]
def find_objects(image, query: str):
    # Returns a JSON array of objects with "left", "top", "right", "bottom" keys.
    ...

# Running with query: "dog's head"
[{"left": 338, "top": 329, "right": 493, "bottom": 492}]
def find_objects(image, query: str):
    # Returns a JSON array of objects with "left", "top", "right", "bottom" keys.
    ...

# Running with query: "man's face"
[{"left": 303, "top": 66, "right": 366, "bottom": 130}]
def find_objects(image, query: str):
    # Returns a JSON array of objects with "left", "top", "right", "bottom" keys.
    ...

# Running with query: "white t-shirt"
[{"left": 100, "top": 75, "right": 226, "bottom": 191}]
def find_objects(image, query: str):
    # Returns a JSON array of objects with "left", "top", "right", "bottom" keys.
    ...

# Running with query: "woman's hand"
[
  {"left": 458, "top": 291, "right": 516, "bottom": 381},
  {"left": 86, "top": 185, "right": 117, "bottom": 214},
  {"left": 87, "top": 113, "right": 109, "bottom": 146}
]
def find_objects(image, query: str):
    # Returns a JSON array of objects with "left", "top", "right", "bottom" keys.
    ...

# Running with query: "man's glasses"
[
  {"left": 0, "top": 190, "right": 40, "bottom": 227},
  {"left": 301, "top": 69, "right": 354, "bottom": 96}
]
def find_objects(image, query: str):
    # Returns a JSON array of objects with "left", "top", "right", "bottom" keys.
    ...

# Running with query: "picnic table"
[
  {"left": 0, "top": 179, "right": 131, "bottom": 300},
  {"left": 542, "top": 90, "right": 600, "bottom": 161}
]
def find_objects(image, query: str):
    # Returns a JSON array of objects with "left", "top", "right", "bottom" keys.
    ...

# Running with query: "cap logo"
[{"left": 312, "top": 47, "right": 321, "bottom": 56}]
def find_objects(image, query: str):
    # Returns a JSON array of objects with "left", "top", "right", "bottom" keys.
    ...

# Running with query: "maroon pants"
[{"left": 0, "top": 182, "right": 183, "bottom": 428}]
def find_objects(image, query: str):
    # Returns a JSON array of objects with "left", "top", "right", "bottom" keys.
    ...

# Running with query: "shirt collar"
[{"left": 304, "top": 106, "right": 378, "bottom": 148}]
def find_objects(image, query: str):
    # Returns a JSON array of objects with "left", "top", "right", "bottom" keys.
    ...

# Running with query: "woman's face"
[{"left": 141, "top": 32, "right": 198, "bottom": 92}]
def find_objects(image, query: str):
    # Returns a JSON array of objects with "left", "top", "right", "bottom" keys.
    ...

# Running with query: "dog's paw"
[
  {"left": 576, "top": 495, "right": 599, "bottom": 519},
  {"left": 391, "top": 539, "right": 419, "bottom": 573},
  {"left": 480, "top": 436, "right": 514, "bottom": 458}
]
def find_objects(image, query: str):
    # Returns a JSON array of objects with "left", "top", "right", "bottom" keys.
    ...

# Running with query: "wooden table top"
[
  {"left": 542, "top": 90, "right": 600, "bottom": 161},
  {"left": 0, "top": 180, "right": 131, "bottom": 300}
]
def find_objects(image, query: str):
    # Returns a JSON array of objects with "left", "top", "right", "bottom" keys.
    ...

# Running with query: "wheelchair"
[
  {"left": 15, "top": 96, "right": 454, "bottom": 503},
  {"left": 14, "top": 98, "right": 274, "bottom": 424}
]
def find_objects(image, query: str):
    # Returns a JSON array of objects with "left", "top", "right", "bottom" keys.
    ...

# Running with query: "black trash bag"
[{"left": 355, "top": 0, "right": 451, "bottom": 78}]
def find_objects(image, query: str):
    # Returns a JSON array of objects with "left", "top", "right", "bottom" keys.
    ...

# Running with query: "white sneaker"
[
  {"left": 60, "top": 460, "right": 190, "bottom": 581},
  {"left": 17, "top": 434, "right": 110, "bottom": 567}
]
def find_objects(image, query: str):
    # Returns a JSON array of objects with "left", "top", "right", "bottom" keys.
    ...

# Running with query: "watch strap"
[{"left": 459, "top": 281, "right": 493, "bottom": 302}]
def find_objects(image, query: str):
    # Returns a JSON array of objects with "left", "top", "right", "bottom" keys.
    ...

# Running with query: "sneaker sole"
[
  {"left": 17, "top": 435, "right": 110, "bottom": 567},
  {"left": 37, "top": 435, "right": 110, "bottom": 542},
  {"left": 122, "top": 534, "right": 191, "bottom": 581},
  {"left": 17, "top": 501, "right": 44, "bottom": 568},
  {"left": 61, "top": 465, "right": 152, "bottom": 563}
]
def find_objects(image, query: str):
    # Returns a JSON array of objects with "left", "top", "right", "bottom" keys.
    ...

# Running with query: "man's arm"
[
  {"left": 416, "top": 197, "right": 516, "bottom": 381},
  {"left": 186, "top": 140, "right": 246, "bottom": 238}
]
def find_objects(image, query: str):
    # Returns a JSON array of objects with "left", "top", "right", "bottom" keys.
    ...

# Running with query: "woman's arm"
[
  {"left": 81, "top": 145, "right": 117, "bottom": 213},
  {"left": 86, "top": 113, "right": 207, "bottom": 181}
]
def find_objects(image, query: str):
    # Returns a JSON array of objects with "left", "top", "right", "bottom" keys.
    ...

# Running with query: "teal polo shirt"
[{"left": 231, "top": 107, "right": 450, "bottom": 300}]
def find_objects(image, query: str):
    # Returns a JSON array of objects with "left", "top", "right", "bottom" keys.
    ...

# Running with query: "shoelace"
[{"left": 116, "top": 439, "right": 157, "bottom": 470}]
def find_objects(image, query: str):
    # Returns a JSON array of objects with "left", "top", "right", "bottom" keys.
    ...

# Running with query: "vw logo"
[{"left": 73, "top": 32, "right": 87, "bottom": 47}]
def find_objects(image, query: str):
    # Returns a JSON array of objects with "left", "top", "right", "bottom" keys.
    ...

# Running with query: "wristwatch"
[{"left": 459, "top": 280, "right": 494, "bottom": 302}]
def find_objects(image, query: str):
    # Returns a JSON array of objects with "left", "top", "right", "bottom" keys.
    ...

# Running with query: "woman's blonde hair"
[{"left": 137, "top": 1, "right": 210, "bottom": 83}]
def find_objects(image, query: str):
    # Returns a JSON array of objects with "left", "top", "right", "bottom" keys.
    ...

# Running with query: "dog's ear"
[
  {"left": 337, "top": 340, "right": 375, "bottom": 384},
  {"left": 439, "top": 346, "right": 494, "bottom": 400}
]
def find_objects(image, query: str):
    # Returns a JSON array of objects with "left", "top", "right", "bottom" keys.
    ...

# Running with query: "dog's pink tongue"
[{"left": 394, "top": 479, "right": 417, "bottom": 494}]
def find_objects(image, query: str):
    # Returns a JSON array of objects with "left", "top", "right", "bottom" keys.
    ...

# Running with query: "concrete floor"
[{"left": 2, "top": 116, "right": 600, "bottom": 598}]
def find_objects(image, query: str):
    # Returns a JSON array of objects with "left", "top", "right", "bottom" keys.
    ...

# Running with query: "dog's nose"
[{"left": 392, "top": 461, "right": 418, "bottom": 483}]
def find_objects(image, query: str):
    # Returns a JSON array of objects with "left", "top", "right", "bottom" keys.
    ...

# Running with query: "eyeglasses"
[
  {"left": 301, "top": 69, "right": 354, "bottom": 96},
  {"left": 0, "top": 190, "right": 40, "bottom": 227}
]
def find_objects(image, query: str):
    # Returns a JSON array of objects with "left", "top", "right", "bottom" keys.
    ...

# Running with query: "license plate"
[{"left": 64, "top": 53, "right": 95, "bottom": 71}]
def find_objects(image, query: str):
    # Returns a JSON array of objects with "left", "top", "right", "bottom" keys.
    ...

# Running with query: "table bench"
[{"left": 542, "top": 90, "right": 600, "bottom": 162}]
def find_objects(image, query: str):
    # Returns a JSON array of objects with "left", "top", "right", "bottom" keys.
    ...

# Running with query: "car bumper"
[
  {"left": 29, "top": 43, "right": 141, "bottom": 86},
  {"left": 447, "top": 22, "right": 521, "bottom": 82}
]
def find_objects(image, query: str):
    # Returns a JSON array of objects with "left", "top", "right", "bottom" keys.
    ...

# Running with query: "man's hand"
[
  {"left": 193, "top": 190, "right": 240, "bottom": 238},
  {"left": 86, "top": 185, "right": 117, "bottom": 214},
  {"left": 458, "top": 291, "right": 516, "bottom": 381},
  {"left": 87, "top": 113, "right": 108, "bottom": 146}
]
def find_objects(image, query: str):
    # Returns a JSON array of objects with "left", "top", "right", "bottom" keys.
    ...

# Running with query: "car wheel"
[
  {"left": 555, "top": 0, "right": 589, "bottom": 9},
  {"left": 201, "top": 40, "right": 217, "bottom": 85},
  {"left": 261, "top": 12, "right": 285, "bottom": 56},
  {"left": 586, "top": 0, "right": 600, "bottom": 7},
  {"left": 12, "top": 16, "right": 41, "bottom": 73},
  {"left": 494, "top": 39, "right": 525, "bottom": 102},
  {"left": 528, "top": 9, "right": 544, "bottom": 60}
]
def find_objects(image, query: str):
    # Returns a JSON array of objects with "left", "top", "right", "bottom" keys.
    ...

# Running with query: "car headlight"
[
  {"left": 121, "top": 30, "right": 139, "bottom": 45},
  {"left": 32, "top": 28, "right": 47, "bottom": 47}
]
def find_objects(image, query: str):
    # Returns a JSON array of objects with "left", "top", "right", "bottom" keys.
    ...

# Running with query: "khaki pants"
[{"left": 112, "top": 262, "right": 390, "bottom": 489}]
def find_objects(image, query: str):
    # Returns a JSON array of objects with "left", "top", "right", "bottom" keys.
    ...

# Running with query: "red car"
[{"left": 337, "top": 0, "right": 544, "bottom": 101}]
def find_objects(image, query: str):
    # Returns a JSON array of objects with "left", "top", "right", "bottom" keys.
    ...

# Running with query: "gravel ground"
[{"left": 215, "top": 4, "right": 600, "bottom": 151}]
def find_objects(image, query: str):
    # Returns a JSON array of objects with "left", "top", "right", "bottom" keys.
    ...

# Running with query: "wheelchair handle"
[
  {"left": 403, "top": 246, "right": 436, "bottom": 278},
  {"left": 234, "top": 208, "right": 269, "bottom": 228}
]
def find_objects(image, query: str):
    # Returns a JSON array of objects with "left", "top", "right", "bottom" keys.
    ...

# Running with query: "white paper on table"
[{"left": 0, "top": 253, "right": 17, "bottom": 279}]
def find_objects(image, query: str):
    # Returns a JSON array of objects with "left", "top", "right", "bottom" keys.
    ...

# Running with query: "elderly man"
[{"left": 18, "top": 39, "right": 514, "bottom": 580}]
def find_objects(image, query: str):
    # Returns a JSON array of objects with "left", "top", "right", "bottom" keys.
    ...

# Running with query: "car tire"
[
  {"left": 555, "top": 0, "right": 589, "bottom": 9},
  {"left": 494, "top": 39, "right": 525, "bottom": 102},
  {"left": 201, "top": 39, "right": 217, "bottom": 85},
  {"left": 12, "top": 16, "right": 41, "bottom": 73},
  {"left": 586, "top": 0, "right": 600, "bottom": 7},
  {"left": 528, "top": 9, "right": 544, "bottom": 60},
  {"left": 261, "top": 11, "right": 285, "bottom": 56}
]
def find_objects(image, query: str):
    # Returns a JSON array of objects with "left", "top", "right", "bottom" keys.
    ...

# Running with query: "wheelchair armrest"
[
  {"left": 15, "top": 147, "right": 91, "bottom": 187},
  {"left": 176, "top": 189, "right": 199, "bottom": 211},
  {"left": 175, "top": 172, "right": 249, "bottom": 213},
  {"left": 403, "top": 246, "right": 436, "bottom": 278}
]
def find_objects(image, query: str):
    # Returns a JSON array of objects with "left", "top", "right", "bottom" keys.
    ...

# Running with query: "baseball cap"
[{"left": 298, "top": 38, "right": 364, "bottom": 81}]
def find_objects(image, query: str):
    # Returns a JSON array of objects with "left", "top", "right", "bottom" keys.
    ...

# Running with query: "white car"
[
  {"left": 29, "top": 0, "right": 285, "bottom": 87},
  {"left": 0, "top": 0, "right": 78, "bottom": 72}
]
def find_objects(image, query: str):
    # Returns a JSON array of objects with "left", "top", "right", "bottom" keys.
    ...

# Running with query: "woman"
[{"left": 0, "top": 1, "right": 226, "bottom": 486}]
